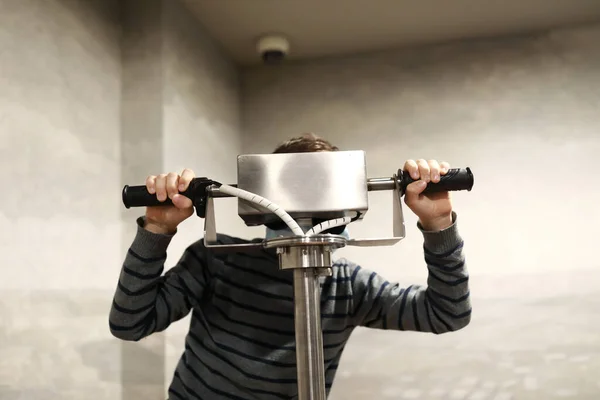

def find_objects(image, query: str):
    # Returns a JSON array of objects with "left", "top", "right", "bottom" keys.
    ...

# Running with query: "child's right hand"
[{"left": 144, "top": 168, "right": 196, "bottom": 234}]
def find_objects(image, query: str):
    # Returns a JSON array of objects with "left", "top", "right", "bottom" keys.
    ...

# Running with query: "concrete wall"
[
  {"left": 0, "top": 0, "right": 123, "bottom": 399},
  {"left": 242, "top": 24, "right": 600, "bottom": 399},
  {"left": 0, "top": 0, "right": 242, "bottom": 399},
  {"left": 0, "top": 0, "right": 122, "bottom": 291}
]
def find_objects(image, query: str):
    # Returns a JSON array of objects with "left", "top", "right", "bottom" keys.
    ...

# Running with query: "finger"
[
  {"left": 179, "top": 168, "right": 195, "bottom": 191},
  {"left": 416, "top": 159, "right": 430, "bottom": 182},
  {"left": 146, "top": 175, "right": 156, "bottom": 194},
  {"left": 405, "top": 180, "right": 428, "bottom": 201},
  {"left": 172, "top": 194, "right": 193, "bottom": 209},
  {"left": 404, "top": 159, "right": 419, "bottom": 180},
  {"left": 166, "top": 172, "right": 180, "bottom": 199},
  {"left": 428, "top": 160, "right": 441, "bottom": 183},
  {"left": 440, "top": 161, "right": 450, "bottom": 174},
  {"left": 155, "top": 174, "right": 167, "bottom": 202}
]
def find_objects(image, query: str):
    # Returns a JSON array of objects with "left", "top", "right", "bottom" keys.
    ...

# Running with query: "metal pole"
[
  {"left": 207, "top": 176, "right": 397, "bottom": 197},
  {"left": 266, "top": 235, "right": 346, "bottom": 400},
  {"left": 293, "top": 268, "right": 327, "bottom": 400}
]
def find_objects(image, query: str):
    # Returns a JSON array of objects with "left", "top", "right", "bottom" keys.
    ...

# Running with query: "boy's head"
[{"left": 272, "top": 133, "right": 338, "bottom": 154}]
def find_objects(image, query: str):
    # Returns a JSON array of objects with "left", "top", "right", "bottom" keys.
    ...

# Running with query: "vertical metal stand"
[
  {"left": 293, "top": 268, "right": 326, "bottom": 400},
  {"left": 264, "top": 235, "right": 347, "bottom": 400}
]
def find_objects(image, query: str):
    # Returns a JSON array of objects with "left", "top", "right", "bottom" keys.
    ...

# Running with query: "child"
[{"left": 109, "top": 133, "right": 471, "bottom": 399}]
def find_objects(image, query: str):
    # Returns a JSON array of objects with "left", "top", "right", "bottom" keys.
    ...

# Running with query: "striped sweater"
[{"left": 109, "top": 212, "right": 471, "bottom": 399}]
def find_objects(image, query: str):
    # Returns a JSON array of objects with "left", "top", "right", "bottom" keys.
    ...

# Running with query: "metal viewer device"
[{"left": 122, "top": 150, "right": 474, "bottom": 400}]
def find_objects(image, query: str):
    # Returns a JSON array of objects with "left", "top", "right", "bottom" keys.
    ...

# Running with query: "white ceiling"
[{"left": 183, "top": 0, "right": 600, "bottom": 66}]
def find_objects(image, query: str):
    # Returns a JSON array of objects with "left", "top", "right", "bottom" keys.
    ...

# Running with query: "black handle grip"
[
  {"left": 398, "top": 167, "right": 474, "bottom": 194},
  {"left": 122, "top": 177, "right": 218, "bottom": 218},
  {"left": 122, "top": 182, "right": 194, "bottom": 209}
]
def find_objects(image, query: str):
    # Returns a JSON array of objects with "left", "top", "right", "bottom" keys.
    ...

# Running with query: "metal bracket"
[
  {"left": 203, "top": 195, "right": 265, "bottom": 252},
  {"left": 346, "top": 173, "right": 406, "bottom": 247}
]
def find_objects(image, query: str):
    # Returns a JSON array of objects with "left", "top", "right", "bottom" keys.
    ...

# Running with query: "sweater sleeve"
[
  {"left": 109, "top": 217, "right": 211, "bottom": 341},
  {"left": 350, "top": 212, "right": 471, "bottom": 334}
]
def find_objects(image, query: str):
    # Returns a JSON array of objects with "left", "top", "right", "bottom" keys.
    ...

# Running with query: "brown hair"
[{"left": 272, "top": 133, "right": 339, "bottom": 154}]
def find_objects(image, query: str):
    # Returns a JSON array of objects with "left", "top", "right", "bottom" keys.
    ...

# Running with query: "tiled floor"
[{"left": 1, "top": 269, "right": 599, "bottom": 399}]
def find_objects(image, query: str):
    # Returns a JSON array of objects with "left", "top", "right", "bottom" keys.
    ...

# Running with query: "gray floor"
[
  {"left": 1, "top": 269, "right": 599, "bottom": 400},
  {"left": 330, "top": 269, "right": 600, "bottom": 400}
]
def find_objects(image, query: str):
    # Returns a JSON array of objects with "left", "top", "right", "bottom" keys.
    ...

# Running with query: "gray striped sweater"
[{"left": 109, "top": 212, "right": 471, "bottom": 399}]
